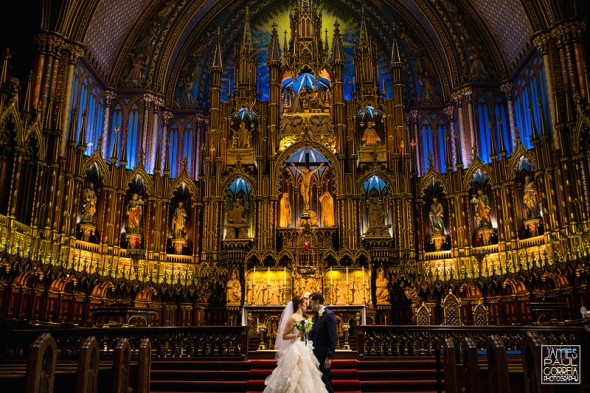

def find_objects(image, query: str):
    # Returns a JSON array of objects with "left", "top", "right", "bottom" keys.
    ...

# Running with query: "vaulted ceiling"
[{"left": 38, "top": 0, "right": 580, "bottom": 106}]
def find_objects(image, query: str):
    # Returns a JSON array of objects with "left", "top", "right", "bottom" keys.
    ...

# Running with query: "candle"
[
  {"left": 330, "top": 266, "right": 333, "bottom": 285},
  {"left": 346, "top": 266, "right": 349, "bottom": 285},
  {"left": 267, "top": 267, "right": 270, "bottom": 284},
  {"left": 283, "top": 267, "right": 286, "bottom": 286},
  {"left": 253, "top": 266, "right": 256, "bottom": 285},
  {"left": 362, "top": 266, "right": 365, "bottom": 283}
]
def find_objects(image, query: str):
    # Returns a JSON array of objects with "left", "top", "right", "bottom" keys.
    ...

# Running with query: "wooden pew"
[
  {"left": 462, "top": 336, "right": 481, "bottom": 393},
  {"left": 522, "top": 331, "right": 552, "bottom": 393},
  {"left": 112, "top": 338, "right": 131, "bottom": 393},
  {"left": 582, "top": 325, "right": 590, "bottom": 393},
  {"left": 443, "top": 337, "right": 460, "bottom": 393},
  {"left": 487, "top": 334, "right": 510, "bottom": 393},
  {"left": 76, "top": 336, "right": 100, "bottom": 393},
  {"left": 24, "top": 332, "right": 57, "bottom": 393},
  {"left": 135, "top": 337, "right": 151, "bottom": 393}
]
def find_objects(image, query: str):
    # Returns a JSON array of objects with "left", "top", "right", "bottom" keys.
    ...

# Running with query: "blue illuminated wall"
[
  {"left": 512, "top": 55, "right": 549, "bottom": 149},
  {"left": 71, "top": 66, "right": 104, "bottom": 156}
]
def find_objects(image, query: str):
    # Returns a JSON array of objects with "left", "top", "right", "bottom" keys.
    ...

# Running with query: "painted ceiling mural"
[
  {"left": 81, "top": 0, "right": 545, "bottom": 110},
  {"left": 167, "top": 0, "right": 459, "bottom": 111}
]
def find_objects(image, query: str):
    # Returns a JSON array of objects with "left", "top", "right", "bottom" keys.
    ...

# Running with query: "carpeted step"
[
  {"left": 246, "top": 359, "right": 361, "bottom": 393},
  {"left": 360, "top": 379, "right": 444, "bottom": 392},
  {"left": 152, "top": 369, "right": 250, "bottom": 381},
  {"left": 358, "top": 368, "right": 438, "bottom": 380},
  {"left": 152, "top": 360, "right": 251, "bottom": 370},
  {"left": 150, "top": 379, "right": 246, "bottom": 392}
]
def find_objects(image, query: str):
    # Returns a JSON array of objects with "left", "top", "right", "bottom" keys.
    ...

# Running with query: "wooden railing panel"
[
  {"left": 462, "top": 336, "right": 481, "bottom": 393},
  {"left": 112, "top": 338, "right": 131, "bottom": 393},
  {"left": 443, "top": 337, "right": 459, "bottom": 393},
  {"left": 135, "top": 338, "right": 151, "bottom": 393},
  {"left": 76, "top": 336, "right": 100, "bottom": 393},
  {"left": 24, "top": 332, "right": 57, "bottom": 393},
  {"left": 487, "top": 334, "right": 510, "bottom": 393}
]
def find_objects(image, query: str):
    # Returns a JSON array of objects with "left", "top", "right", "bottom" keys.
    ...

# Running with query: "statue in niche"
[
  {"left": 308, "top": 86, "right": 326, "bottom": 110},
  {"left": 226, "top": 268, "right": 242, "bottom": 305},
  {"left": 361, "top": 121, "right": 381, "bottom": 146},
  {"left": 123, "top": 52, "right": 149, "bottom": 89},
  {"left": 368, "top": 196, "right": 386, "bottom": 228},
  {"left": 126, "top": 193, "right": 144, "bottom": 234},
  {"left": 319, "top": 191, "right": 335, "bottom": 227},
  {"left": 471, "top": 189, "right": 491, "bottom": 229},
  {"left": 228, "top": 199, "right": 246, "bottom": 224},
  {"left": 171, "top": 202, "right": 188, "bottom": 239},
  {"left": 288, "top": 88, "right": 309, "bottom": 113},
  {"left": 469, "top": 45, "right": 488, "bottom": 81},
  {"left": 291, "top": 163, "right": 324, "bottom": 210},
  {"left": 279, "top": 193, "right": 292, "bottom": 228},
  {"left": 226, "top": 199, "right": 248, "bottom": 239},
  {"left": 418, "top": 69, "right": 436, "bottom": 103},
  {"left": 235, "top": 121, "right": 251, "bottom": 149},
  {"left": 523, "top": 175, "right": 541, "bottom": 218},
  {"left": 81, "top": 183, "right": 98, "bottom": 224},
  {"left": 429, "top": 196, "right": 445, "bottom": 234},
  {"left": 375, "top": 269, "right": 390, "bottom": 304}
]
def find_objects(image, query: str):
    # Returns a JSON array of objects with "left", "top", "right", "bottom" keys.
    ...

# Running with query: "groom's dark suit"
[{"left": 310, "top": 307, "right": 336, "bottom": 393}]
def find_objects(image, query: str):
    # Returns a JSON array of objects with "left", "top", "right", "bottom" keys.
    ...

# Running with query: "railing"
[
  {"left": 6, "top": 324, "right": 584, "bottom": 361},
  {"left": 357, "top": 325, "right": 583, "bottom": 358},
  {"left": 6, "top": 326, "right": 248, "bottom": 360}
]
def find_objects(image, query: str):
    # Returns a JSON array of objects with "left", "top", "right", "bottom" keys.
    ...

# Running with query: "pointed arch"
[
  {"left": 418, "top": 171, "right": 448, "bottom": 197},
  {"left": 169, "top": 175, "right": 198, "bottom": 199},
  {"left": 357, "top": 167, "right": 395, "bottom": 193},
  {"left": 125, "top": 168, "right": 153, "bottom": 195},
  {"left": 82, "top": 155, "right": 111, "bottom": 184},
  {"left": 274, "top": 141, "right": 341, "bottom": 195},
  {"left": 463, "top": 159, "right": 494, "bottom": 189}
]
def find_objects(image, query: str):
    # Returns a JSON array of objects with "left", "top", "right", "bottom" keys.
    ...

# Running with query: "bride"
[{"left": 263, "top": 295, "right": 328, "bottom": 393}]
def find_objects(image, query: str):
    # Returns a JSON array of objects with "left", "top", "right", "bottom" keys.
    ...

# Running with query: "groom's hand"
[{"left": 324, "top": 358, "right": 332, "bottom": 369}]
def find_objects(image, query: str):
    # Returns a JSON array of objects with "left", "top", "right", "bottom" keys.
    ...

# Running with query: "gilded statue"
[
  {"left": 279, "top": 193, "right": 291, "bottom": 228},
  {"left": 368, "top": 196, "right": 385, "bottom": 228},
  {"left": 361, "top": 121, "right": 381, "bottom": 146},
  {"left": 126, "top": 193, "right": 144, "bottom": 234},
  {"left": 81, "top": 183, "right": 98, "bottom": 224},
  {"left": 429, "top": 197, "right": 444, "bottom": 234},
  {"left": 375, "top": 269, "right": 390, "bottom": 304},
  {"left": 171, "top": 202, "right": 188, "bottom": 239},
  {"left": 226, "top": 269, "right": 242, "bottom": 305},
  {"left": 471, "top": 189, "right": 491, "bottom": 229},
  {"left": 291, "top": 163, "right": 324, "bottom": 210},
  {"left": 523, "top": 176, "right": 540, "bottom": 218},
  {"left": 319, "top": 191, "right": 335, "bottom": 227}
]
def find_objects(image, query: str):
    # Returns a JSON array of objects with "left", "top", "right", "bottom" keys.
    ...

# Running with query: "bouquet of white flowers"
[{"left": 294, "top": 318, "right": 313, "bottom": 344}]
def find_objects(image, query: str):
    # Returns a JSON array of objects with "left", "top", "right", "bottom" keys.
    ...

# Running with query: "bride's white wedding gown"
[{"left": 263, "top": 328, "right": 328, "bottom": 393}]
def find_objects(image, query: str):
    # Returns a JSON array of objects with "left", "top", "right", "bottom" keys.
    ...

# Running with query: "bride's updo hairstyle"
[{"left": 292, "top": 295, "right": 305, "bottom": 312}]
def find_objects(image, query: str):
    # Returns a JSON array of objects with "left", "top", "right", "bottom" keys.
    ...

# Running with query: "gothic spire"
[
  {"left": 331, "top": 20, "right": 344, "bottom": 66},
  {"left": 110, "top": 125, "right": 119, "bottom": 164},
  {"left": 211, "top": 27, "right": 223, "bottom": 71},
  {"left": 267, "top": 22, "right": 281, "bottom": 66},
  {"left": 390, "top": 34, "right": 402, "bottom": 67}
]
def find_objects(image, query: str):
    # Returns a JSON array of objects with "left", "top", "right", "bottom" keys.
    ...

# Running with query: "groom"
[{"left": 309, "top": 292, "right": 336, "bottom": 393}]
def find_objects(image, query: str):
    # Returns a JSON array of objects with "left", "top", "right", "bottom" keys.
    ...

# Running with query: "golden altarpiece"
[{"left": 0, "top": 0, "right": 589, "bottom": 346}]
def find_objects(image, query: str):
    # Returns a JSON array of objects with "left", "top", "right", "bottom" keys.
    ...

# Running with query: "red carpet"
[
  {"left": 246, "top": 359, "right": 361, "bottom": 393},
  {"left": 149, "top": 357, "right": 442, "bottom": 393}
]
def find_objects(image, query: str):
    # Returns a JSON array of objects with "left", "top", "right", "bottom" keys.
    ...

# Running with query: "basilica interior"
[{"left": 0, "top": 0, "right": 589, "bottom": 343}]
